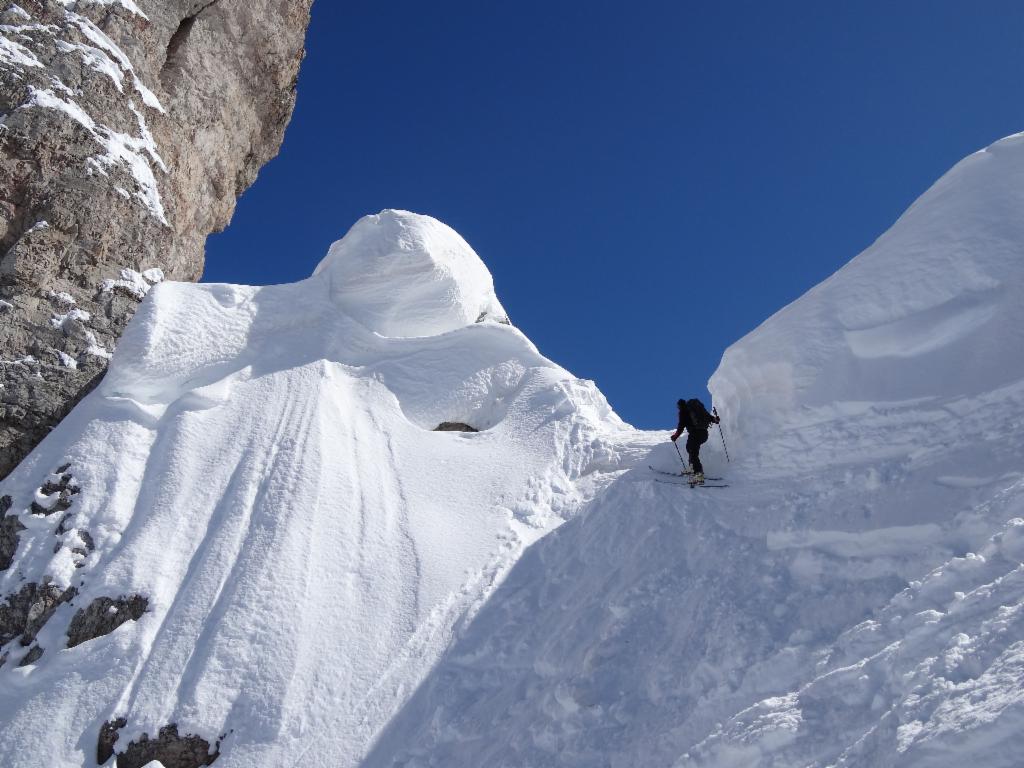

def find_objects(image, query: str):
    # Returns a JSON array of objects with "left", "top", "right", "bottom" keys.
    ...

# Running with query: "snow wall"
[{"left": 710, "top": 132, "right": 1024, "bottom": 447}]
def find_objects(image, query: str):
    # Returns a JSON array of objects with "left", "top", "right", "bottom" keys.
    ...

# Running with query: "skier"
[{"left": 670, "top": 398, "right": 720, "bottom": 484}]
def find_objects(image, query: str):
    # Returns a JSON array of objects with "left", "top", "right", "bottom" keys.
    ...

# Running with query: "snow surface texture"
[
  {"left": 313, "top": 210, "right": 509, "bottom": 337},
  {"left": 3, "top": 128, "right": 1024, "bottom": 768},
  {"left": 711, "top": 132, "right": 1024, "bottom": 449},
  {"left": 0, "top": 210, "right": 651, "bottom": 766},
  {"left": 361, "top": 137, "right": 1024, "bottom": 767}
]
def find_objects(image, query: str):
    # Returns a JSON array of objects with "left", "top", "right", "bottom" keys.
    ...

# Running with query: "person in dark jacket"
[{"left": 671, "top": 398, "right": 720, "bottom": 482}]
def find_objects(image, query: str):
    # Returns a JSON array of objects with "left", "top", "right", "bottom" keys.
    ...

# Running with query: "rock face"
[
  {"left": 0, "top": 0, "right": 314, "bottom": 479},
  {"left": 99, "top": 720, "right": 219, "bottom": 768},
  {"left": 66, "top": 592, "right": 147, "bottom": 648}
]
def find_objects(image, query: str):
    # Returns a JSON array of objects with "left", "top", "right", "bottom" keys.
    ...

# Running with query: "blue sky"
[{"left": 204, "top": 1, "right": 1024, "bottom": 430}]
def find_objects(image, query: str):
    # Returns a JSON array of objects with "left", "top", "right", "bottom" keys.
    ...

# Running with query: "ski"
[
  {"left": 648, "top": 466, "right": 723, "bottom": 481},
  {"left": 654, "top": 479, "right": 729, "bottom": 489}
]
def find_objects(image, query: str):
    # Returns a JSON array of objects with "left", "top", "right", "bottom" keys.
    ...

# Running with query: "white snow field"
[
  {"left": 1, "top": 129, "right": 1024, "bottom": 768},
  {"left": 361, "top": 135, "right": 1024, "bottom": 767},
  {"left": 0, "top": 210, "right": 655, "bottom": 767}
]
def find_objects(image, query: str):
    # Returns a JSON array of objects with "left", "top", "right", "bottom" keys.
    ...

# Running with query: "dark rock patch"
[
  {"left": 1, "top": 495, "right": 26, "bottom": 570},
  {"left": 55, "top": 512, "right": 74, "bottom": 535},
  {"left": 98, "top": 717, "right": 127, "bottom": 765},
  {"left": 67, "top": 595, "right": 148, "bottom": 649},
  {"left": 116, "top": 724, "right": 220, "bottom": 768},
  {"left": 54, "top": 518, "right": 95, "bottom": 564},
  {"left": 30, "top": 496, "right": 73, "bottom": 516},
  {"left": 475, "top": 310, "right": 512, "bottom": 325},
  {"left": 30, "top": 468, "right": 80, "bottom": 516},
  {"left": 434, "top": 422, "right": 479, "bottom": 433},
  {"left": 76, "top": 529, "right": 95, "bottom": 554},
  {"left": 17, "top": 644, "right": 43, "bottom": 666},
  {"left": 41, "top": 473, "right": 79, "bottom": 497},
  {"left": 0, "top": 581, "right": 77, "bottom": 647}
]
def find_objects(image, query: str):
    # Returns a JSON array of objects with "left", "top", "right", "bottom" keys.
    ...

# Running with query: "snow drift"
[{"left": 711, "top": 132, "right": 1024, "bottom": 447}]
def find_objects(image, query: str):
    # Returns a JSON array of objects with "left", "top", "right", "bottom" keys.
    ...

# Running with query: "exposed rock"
[
  {"left": 75, "top": 528, "right": 95, "bottom": 554},
  {"left": 67, "top": 593, "right": 148, "bottom": 648},
  {"left": 98, "top": 717, "right": 128, "bottom": 765},
  {"left": 434, "top": 422, "right": 480, "bottom": 433},
  {"left": 0, "top": 580, "right": 77, "bottom": 647},
  {"left": 116, "top": 724, "right": 220, "bottom": 768},
  {"left": 17, "top": 643, "right": 43, "bottom": 666},
  {"left": 0, "top": 0, "right": 314, "bottom": 480},
  {"left": 29, "top": 494, "right": 73, "bottom": 516},
  {"left": 0, "top": 494, "right": 25, "bottom": 570},
  {"left": 41, "top": 473, "right": 80, "bottom": 497},
  {"left": 29, "top": 466, "right": 80, "bottom": 515}
]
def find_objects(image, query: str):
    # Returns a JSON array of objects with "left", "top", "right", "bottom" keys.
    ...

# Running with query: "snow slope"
[
  {"left": 712, "top": 132, "right": 1024, "bottom": 448},
  {"left": 0, "top": 210, "right": 653, "bottom": 766},
  {"left": 4, "top": 128, "right": 1024, "bottom": 768},
  {"left": 363, "top": 135, "right": 1024, "bottom": 767}
]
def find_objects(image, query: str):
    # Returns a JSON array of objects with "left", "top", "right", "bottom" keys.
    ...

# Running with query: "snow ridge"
[
  {"left": 2, "top": 133, "right": 1024, "bottom": 767},
  {"left": 0, "top": 211, "right": 649, "bottom": 767}
]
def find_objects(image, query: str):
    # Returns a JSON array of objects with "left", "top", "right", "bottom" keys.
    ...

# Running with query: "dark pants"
[{"left": 686, "top": 429, "right": 709, "bottom": 474}]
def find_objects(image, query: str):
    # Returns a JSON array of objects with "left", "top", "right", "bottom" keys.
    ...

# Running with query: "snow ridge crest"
[{"left": 314, "top": 209, "right": 509, "bottom": 338}]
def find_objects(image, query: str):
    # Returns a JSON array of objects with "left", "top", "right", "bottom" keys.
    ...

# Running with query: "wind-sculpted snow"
[
  {"left": 0, "top": 211, "right": 651, "bottom": 766},
  {"left": 5, "top": 130, "right": 1024, "bottom": 766},
  {"left": 363, "top": 136, "right": 1024, "bottom": 767},
  {"left": 711, "top": 132, "right": 1024, "bottom": 449},
  {"left": 313, "top": 210, "right": 509, "bottom": 337}
]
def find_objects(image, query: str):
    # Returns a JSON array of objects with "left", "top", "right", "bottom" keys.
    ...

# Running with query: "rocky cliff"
[{"left": 0, "top": 0, "right": 313, "bottom": 479}]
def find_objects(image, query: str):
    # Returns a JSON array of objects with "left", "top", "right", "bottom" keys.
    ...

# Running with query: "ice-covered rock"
[{"left": 314, "top": 210, "right": 509, "bottom": 337}]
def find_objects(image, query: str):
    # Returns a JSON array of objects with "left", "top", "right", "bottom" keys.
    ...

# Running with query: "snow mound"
[
  {"left": 313, "top": 209, "right": 508, "bottom": 337},
  {"left": 0, "top": 211, "right": 649, "bottom": 767},
  {"left": 711, "top": 132, "right": 1024, "bottom": 446}
]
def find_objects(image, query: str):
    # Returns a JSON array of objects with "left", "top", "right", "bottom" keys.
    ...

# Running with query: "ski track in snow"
[{"left": 2, "top": 130, "right": 1024, "bottom": 767}]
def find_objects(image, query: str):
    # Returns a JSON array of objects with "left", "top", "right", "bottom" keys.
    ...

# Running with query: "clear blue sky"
[{"left": 204, "top": 1, "right": 1024, "bottom": 430}]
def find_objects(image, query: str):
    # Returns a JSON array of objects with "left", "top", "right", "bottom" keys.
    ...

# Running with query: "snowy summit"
[
  {"left": 314, "top": 209, "right": 509, "bottom": 336},
  {"left": 4, "top": 133, "right": 1024, "bottom": 768}
]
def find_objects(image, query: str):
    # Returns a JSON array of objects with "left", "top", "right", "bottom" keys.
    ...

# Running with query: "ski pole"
[
  {"left": 713, "top": 407, "right": 730, "bottom": 463},
  {"left": 673, "top": 439, "right": 688, "bottom": 472}
]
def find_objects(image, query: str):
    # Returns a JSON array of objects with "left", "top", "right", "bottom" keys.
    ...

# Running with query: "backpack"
[{"left": 686, "top": 398, "right": 713, "bottom": 430}]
